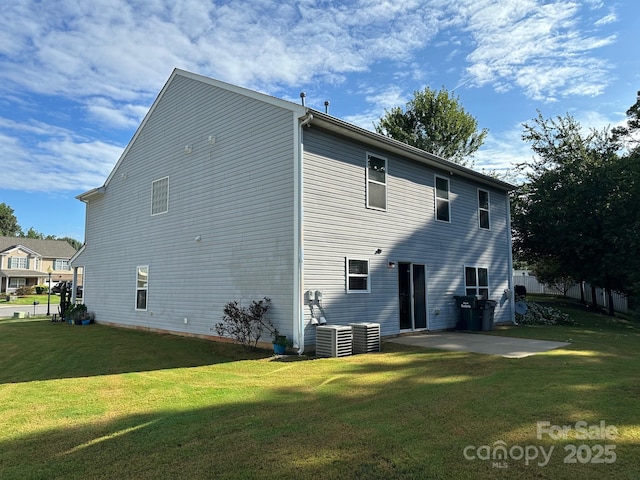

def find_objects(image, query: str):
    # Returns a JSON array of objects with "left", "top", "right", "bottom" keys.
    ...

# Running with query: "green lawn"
[
  {"left": 0, "top": 297, "right": 638, "bottom": 479},
  {"left": 0, "top": 294, "right": 60, "bottom": 305}
]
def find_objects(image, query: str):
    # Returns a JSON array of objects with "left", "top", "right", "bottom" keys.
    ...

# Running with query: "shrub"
[
  {"left": 15, "top": 286, "right": 34, "bottom": 297},
  {"left": 516, "top": 300, "right": 576, "bottom": 326},
  {"left": 215, "top": 297, "right": 273, "bottom": 350},
  {"left": 35, "top": 285, "right": 49, "bottom": 294}
]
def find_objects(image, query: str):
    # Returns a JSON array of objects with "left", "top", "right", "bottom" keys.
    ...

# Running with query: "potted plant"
[{"left": 272, "top": 330, "right": 292, "bottom": 355}]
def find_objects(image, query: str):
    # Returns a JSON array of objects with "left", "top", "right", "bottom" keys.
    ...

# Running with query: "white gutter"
[{"left": 294, "top": 112, "right": 313, "bottom": 354}]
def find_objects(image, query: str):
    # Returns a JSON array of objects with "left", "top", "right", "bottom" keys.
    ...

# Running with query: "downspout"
[
  {"left": 506, "top": 192, "right": 516, "bottom": 324},
  {"left": 295, "top": 112, "right": 313, "bottom": 354}
]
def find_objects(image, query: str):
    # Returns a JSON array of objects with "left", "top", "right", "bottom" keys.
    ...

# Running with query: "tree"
[
  {"left": 512, "top": 111, "right": 624, "bottom": 315},
  {"left": 612, "top": 90, "right": 640, "bottom": 150},
  {"left": 0, "top": 203, "right": 22, "bottom": 236},
  {"left": 375, "top": 87, "right": 487, "bottom": 166},
  {"left": 23, "top": 227, "right": 45, "bottom": 239}
]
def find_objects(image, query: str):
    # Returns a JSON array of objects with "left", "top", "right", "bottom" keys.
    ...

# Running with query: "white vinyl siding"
[
  {"left": 151, "top": 177, "right": 169, "bottom": 215},
  {"left": 346, "top": 258, "right": 370, "bottom": 293},
  {"left": 435, "top": 175, "right": 450, "bottom": 222},
  {"left": 478, "top": 189, "right": 490, "bottom": 229},
  {"left": 366, "top": 153, "right": 387, "bottom": 210}
]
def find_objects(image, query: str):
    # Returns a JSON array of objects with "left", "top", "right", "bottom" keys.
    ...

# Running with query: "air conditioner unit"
[
  {"left": 350, "top": 322, "right": 381, "bottom": 354},
  {"left": 316, "top": 325, "right": 353, "bottom": 358}
]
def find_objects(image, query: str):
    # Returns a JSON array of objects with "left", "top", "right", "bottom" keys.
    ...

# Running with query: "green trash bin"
[
  {"left": 455, "top": 296, "right": 481, "bottom": 331},
  {"left": 478, "top": 300, "right": 497, "bottom": 331}
]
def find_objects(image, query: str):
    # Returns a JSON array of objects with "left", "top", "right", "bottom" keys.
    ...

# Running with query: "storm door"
[{"left": 398, "top": 263, "right": 428, "bottom": 330}]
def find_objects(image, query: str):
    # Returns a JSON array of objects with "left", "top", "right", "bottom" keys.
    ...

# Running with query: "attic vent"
[
  {"left": 350, "top": 322, "right": 381, "bottom": 354},
  {"left": 300, "top": 92, "right": 306, "bottom": 106},
  {"left": 316, "top": 325, "right": 352, "bottom": 358}
]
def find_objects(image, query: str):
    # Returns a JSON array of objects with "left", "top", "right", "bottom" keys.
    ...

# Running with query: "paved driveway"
[{"left": 387, "top": 332, "right": 570, "bottom": 358}]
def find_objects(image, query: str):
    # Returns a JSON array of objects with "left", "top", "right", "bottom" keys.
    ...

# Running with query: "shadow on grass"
[
  {"left": 0, "top": 320, "right": 273, "bottom": 384},
  {"left": 1, "top": 344, "right": 638, "bottom": 480}
]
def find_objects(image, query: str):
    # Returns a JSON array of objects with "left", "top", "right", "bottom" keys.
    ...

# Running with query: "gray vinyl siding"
[
  {"left": 302, "top": 127, "right": 511, "bottom": 342},
  {"left": 75, "top": 74, "right": 296, "bottom": 339}
]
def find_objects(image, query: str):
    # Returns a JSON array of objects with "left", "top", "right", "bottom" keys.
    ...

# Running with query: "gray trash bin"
[{"left": 478, "top": 300, "right": 497, "bottom": 331}]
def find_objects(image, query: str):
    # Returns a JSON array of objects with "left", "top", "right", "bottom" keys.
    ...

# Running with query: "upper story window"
[
  {"left": 366, "top": 153, "right": 387, "bottom": 210},
  {"left": 136, "top": 266, "right": 149, "bottom": 311},
  {"left": 9, "top": 257, "right": 28, "bottom": 269},
  {"left": 465, "top": 266, "right": 489, "bottom": 299},
  {"left": 435, "top": 175, "right": 450, "bottom": 222},
  {"left": 54, "top": 259, "right": 70, "bottom": 271},
  {"left": 346, "top": 258, "right": 370, "bottom": 293},
  {"left": 151, "top": 176, "right": 169, "bottom": 215},
  {"left": 478, "top": 189, "right": 490, "bottom": 230}
]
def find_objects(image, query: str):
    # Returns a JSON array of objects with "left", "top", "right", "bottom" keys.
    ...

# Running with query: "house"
[
  {"left": 0, "top": 237, "right": 80, "bottom": 293},
  {"left": 72, "top": 69, "right": 515, "bottom": 352}
]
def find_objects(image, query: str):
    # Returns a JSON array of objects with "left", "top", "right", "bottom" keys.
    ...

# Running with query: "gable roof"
[
  {"left": 78, "top": 68, "right": 514, "bottom": 201},
  {"left": 0, "top": 237, "right": 78, "bottom": 258}
]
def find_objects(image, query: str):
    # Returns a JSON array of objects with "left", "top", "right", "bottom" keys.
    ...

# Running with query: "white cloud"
[{"left": 0, "top": 118, "right": 123, "bottom": 192}]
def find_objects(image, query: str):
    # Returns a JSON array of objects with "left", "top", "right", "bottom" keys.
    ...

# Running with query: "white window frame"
[
  {"left": 346, "top": 258, "right": 371, "bottom": 293},
  {"left": 9, "top": 277, "right": 26, "bottom": 288},
  {"left": 465, "top": 266, "right": 489, "bottom": 299},
  {"left": 54, "top": 259, "right": 70, "bottom": 271},
  {"left": 10, "top": 257, "right": 28, "bottom": 269},
  {"left": 434, "top": 175, "right": 450, "bottom": 222},
  {"left": 366, "top": 153, "right": 387, "bottom": 211},
  {"left": 478, "top": 189, "right": 490, "bottom": 230},
  {"left": 135, "top": 265, "right": 149, "bottom": 311},
  {"left": 151, "top": 176, "right": 169, "bottom": 216}
]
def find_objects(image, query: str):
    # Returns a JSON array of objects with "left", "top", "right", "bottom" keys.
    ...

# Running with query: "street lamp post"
[{"left": 47, "top": 266, "right": 53, "bottom": 317}]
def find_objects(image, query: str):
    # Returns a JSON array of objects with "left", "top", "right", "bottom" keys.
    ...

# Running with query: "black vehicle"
[{"left": 51, "top": 281, "right": 82, "bottom": 297}]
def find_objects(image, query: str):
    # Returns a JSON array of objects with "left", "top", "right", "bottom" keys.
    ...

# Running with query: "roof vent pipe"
[
  {"left": 300, "top": 92, "right": 306, "bottom": 106},
  {"left": 324, "top": 100, "right": 330, "bottom": 114}
]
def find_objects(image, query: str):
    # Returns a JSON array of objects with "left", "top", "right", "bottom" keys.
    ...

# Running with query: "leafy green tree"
[
  {"left": 59, "top": 237, "right": 82, "bottom": 250},
  {"left": 375, "top": 87, "right": 487, "bottom": 166},
  {"left": 23, "top": 227, "right": 45, "bottom": 239},
  {"left": 612, "top": 90, "right": 640, "bottom": 150},
  {"left": 0, "top": 203, "right": 22, "bottom": 236},
  {"left": 513, "top": 111, "right": 624, "bottom": 315}
]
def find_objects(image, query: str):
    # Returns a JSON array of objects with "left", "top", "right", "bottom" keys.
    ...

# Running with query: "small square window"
[{"left": 346, "top": 258, "right": 370, "bottom": 293}]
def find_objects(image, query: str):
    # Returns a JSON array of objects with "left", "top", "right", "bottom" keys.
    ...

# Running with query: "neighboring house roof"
[
  {"left": 78, "top": 68, "right": 514, "bottom": 201},
  {"left": 0, "top": 269, "right": 42, "bottom": 278},
  {"left": 0, "top": 237, "right": 78, "bottom": 258}
]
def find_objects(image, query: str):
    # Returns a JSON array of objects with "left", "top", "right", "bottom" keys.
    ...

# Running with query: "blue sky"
[{"left": 1, "top": 0, "right": 638, "bottom": 241}]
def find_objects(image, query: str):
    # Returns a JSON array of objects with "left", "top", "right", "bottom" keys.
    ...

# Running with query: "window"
[
  {"left": 465, "top": 266, "right": 489, "bottom": 299},
  {"left": 9, "top": 257, "right": 28, "bottom": 269},
  {"left": 478, "top": 189, "right": 490, "bottom": 229},
  {"left": 151, "top": 177, "right": 169, "bottom": 215},
  {"left": 9, "top": 278, "right": 26, "bottom": 288},
  {"left": 54, "top": 259, "right": 70, "bottom": 271},
  {"left": 366, "top": 153, "right": 387, "bottom": 210},
  {"left": 435, "top": 176, "right": 450, "bottom": 222},
  {"left": 136, "top": 266, "right": 149, "bottom": 310},
  {"left": 346, "top": 258, "right": 370, "bottom": 293}
]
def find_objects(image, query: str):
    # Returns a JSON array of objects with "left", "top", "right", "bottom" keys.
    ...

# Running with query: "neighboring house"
[
  {"left": 72, "top": 69, "right": 515, "bottom": 352},
  {"left": 0, "top": 237, "right": 80, "bottom": 293}
]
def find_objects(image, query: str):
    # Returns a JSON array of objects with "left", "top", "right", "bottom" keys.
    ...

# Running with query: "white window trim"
[
  {"left": 54, "top": 259, "right": 71, "bottom": 271},
  {"left": 464, "top": 265, "right": 489, "bottom": 299},
  {"left": 10, "top": 257, "right": 28, "bottom": 269},
  {"left": 346, "top": 257, "right": 371, "bottom": 294},
  {"left": 478, "top": 188, "right": 490, "bottom": 230},
  {"left": 135, "top": 265, "right": 149, "bottom": 311},
  {"left": 366, "top": 152, "right": 387, "bottom": 211},
  {"left": 434, "top": 175, "right": 451, "bottom": 223},
  {"left": 151, "top": 176, "right": 169, "bottom": 216}
]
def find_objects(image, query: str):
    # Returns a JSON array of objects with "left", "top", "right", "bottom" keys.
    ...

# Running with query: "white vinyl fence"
[{"left": 513, "top": 273, "right": 628, "bottom": 314}]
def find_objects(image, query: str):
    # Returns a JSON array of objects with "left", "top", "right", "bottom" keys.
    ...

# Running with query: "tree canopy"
[
  {"left": 512, "top": 107, "right": 640, "bottom": 314},
  {"left": 375, "top": 87, "right": 487, "bottom": 167}
]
